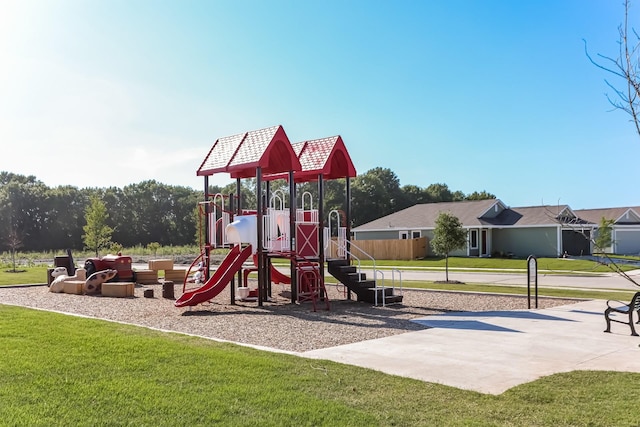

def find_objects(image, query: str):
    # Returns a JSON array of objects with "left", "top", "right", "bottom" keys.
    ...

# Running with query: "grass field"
[
  {"left": 0, "top": 266, "right": 52, "bottom": 287},
  {"left": 2, "top": 254, "right": 640, "bottom": 425},
  {"left": 1, "top": 305, "right": 639, "bottom": 426}
]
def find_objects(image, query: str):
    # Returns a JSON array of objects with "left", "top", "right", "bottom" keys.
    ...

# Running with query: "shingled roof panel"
[
  {"left": 265, "top": 135, "right": 356, "bottom": 182},
  {"left": 353, "top": 199, "right": 499, "bottom": 231},
  {"left": 574, "top": 207, "right": 640, "bottom": 224},
  {"left": 298, "top": 137, "right": 335, "bottom": 171},
  {"left": 354, "top": 199, "right": 614, "bottom": 232},
  {"left": 197, "top": 125, "right": 301, "bottom": 178},
  {"left": 197, "top": 132, "right": 246, "bottom": 175},
  {"left": 228, "top": 125, "right": 279, "bottom": 168}
]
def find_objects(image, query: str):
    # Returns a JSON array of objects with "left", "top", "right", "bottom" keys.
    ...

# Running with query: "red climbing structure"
[{"left": 177, "top": 125, "right": 403, "bottom": 311}]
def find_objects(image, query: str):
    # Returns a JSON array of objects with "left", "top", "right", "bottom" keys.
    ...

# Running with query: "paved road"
[
  {"left": 317, "top": 266, "right": 640, "bottom": 292},
  {"left": 136, "top": 262, "right": 640, "bottom": 292},
  {"left": 383, "top": 268, "right": 640, "bottom": 291}
]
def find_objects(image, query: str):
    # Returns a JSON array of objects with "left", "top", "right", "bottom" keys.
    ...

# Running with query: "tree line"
[{"left": 0, "top": 169, "right": 494, "bottom": 252}]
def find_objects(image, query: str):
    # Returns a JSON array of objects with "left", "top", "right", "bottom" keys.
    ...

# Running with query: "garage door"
[
  {"left": 615, "top": 229, "right": 640, "bottom": 255},
  {"left": 562, "top": 230, "right": 591, "bottom": 256}
]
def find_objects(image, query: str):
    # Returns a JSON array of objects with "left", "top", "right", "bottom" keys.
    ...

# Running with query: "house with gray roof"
[
  {"left": 352, "top": 199, "right": 640, "bottom": 258},
  {"left": 573, "top": 206, "right": 640, "bottom": 255}
]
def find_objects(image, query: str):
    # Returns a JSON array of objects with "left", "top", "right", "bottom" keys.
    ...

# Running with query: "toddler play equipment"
[
  {"left": 176, "top": 125, "right": 403, "bottom": 309},
  {"left": 84, "top": 269, "right": 118, "bottom": 294},
  {"left": 49, "top": 267, "right": 87, "bottom": 293},
  {"left": 84, "top": 254, "right": 134, "bottom": 282}
]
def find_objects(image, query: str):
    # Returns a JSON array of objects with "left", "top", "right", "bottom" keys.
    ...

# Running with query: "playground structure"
[
  {"left": 175, "top": 125, "right": 403, "bottom": 310},
  {"left": 84, "top": 254, "right": 134, "bottom": 282}
]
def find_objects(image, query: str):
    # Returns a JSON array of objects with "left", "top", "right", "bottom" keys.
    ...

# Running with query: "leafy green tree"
[
  {"left": 101, "top": 186, "right": 130, "bottom": 246},
  {"left": 115, "top": 180, "right": 197, "bottom": 247},
  {"left": 169, "top": 185, "right": 201, "bottom": 246},
  {"left": 109, "top": 241, "right": 124, "bottom": 255},
  {"left": 147, "top": 241, "right": 161, "bottom": 256},
  {"left": 425, "top": 183, "right": 453, "bottom": 203},
  {"left": 451, "top": 190, "right": 465, "bottom": 201},
  {"left": 193, "top": 204, "right": 205, "bottom": 247},
  {"left": 123, "top": 181, "right": 169, "bottom": 246},
  {"left": 321, "top": 179, "right": 348, "bottom": 216},
  {"left": 465, "top": 191, "right": 496, "bottom": 201},
  {"left": 82, "top": 195, "right": 114, "bottom": 257},
  {"left": 219, "top": 179, "right": 257, "bottom": 211},
  {"left": 0, "top": 174, "right": 50, "bottom": 251},
  {"left": 594, "top": 216, "right": 615, "bottom": 254},
  {"left": 431, "top": 212, "right": 468, "bottom": 283},
  {"left": 266, "top": 178, "right": 290, "bottom": 204},
  {"left": 0, "top": 168, "right": 502, "bottom": 252},
  {"left": 293, "top": 179, "right": 347, "bottom": 217},
  {"left": 351, "top": 168, "right": 403, "bottom": 226},
  {"left": 46, "top": 185, "right": 87, "bottom": 250},
  {"left": 295, "top": 181, "right": 318, "bottom": 209},
  {"left": 400, "top": 184, "right": 431, "bottom": 207}
]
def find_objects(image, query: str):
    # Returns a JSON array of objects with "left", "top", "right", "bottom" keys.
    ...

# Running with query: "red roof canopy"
[
  {"left": 197, "top": 125, "right": 301, "bottom": 179},
  {"left": 264, "top": 135, "right": 357, "bottom": 182}
]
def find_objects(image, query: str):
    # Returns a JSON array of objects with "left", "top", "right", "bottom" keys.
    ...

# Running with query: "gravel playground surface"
[{"left": 0, "top": 282, "right": 582, "bottom": 353}]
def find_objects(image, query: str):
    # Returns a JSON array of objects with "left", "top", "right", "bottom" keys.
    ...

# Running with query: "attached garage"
[
  {"left": 614, "top": 229, "right": 640, "bottom": 255},
  {"left": 562, "top": 229, "right": 591, "bottom": 256},
  {"left": 574, "top": 207, "right": 640, "bottom": 256}
]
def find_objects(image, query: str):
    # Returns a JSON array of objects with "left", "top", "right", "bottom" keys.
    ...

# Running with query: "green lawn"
[
  {"left": 1, "top": 305, "right": 639, "bottom": 426},
  {"left": 0, "top": 266, "right": 50, "bottom": 286},
  {"left": 364, "top": 256, "right": 637, "bottom": 274}
]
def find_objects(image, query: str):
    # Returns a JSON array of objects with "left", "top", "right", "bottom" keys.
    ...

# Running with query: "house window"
[
  {"left": 470, "top": 229, "right": 478, "bottom": 249},
  {"left": 400, "top": 231, "right": 420, "bottom": 239}
]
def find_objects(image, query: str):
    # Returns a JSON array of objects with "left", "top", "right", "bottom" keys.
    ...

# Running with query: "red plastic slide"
[
  {"left": 270, "top": 264, "right": 291, "bottom": 285},
  {"left": 175, "top": 245, "right": 252, "bottom": 308},
  {"left": 252, "top": 254, "right": 291, "bottom": 285}
]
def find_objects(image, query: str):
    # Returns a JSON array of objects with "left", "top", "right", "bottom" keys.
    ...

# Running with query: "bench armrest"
[{"left": 606, "top": 299, "right": 629, "bottom": 311}]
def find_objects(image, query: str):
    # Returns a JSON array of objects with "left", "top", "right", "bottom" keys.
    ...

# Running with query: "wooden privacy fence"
[{"left": 346, "top": 237, "right": 427, "bottom": 261}]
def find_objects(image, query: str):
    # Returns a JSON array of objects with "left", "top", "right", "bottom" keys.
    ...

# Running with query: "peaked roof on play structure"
[
  {"left": 264, "top": 135, "right": 357, "bottom": 182},
  {"left": 197, "top": 125, "right": 301, "bottom": 179}
]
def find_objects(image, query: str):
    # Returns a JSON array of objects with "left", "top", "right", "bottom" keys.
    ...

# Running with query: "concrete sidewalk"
[{"left": 301, "top": 299, "right": 640, "bottom": 394}]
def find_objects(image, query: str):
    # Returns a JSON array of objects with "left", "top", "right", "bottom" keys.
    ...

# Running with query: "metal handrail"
[
  {"left": 375, "top": 269, "right": 385, "bottom": 306},
  {"left": 345, "top": 239, "right": 377, "bottom": 280},
  {"left": 327, "top": 238, "right": 385, "bottom": 302},
  {"left": 375, "top": 269, "right": 403, "bottom": 307},
  {"left": 326, "top": 239, "right": 405, "bottom": 307},
  {"left": 326, "top": 238, "right": 374, "bottom": 281},
  {"left": 391, "top": 268, "right": 403, "bottom": 297}
]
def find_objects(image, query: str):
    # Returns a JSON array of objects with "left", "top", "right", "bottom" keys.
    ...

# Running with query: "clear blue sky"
[{"left": 1, "top": 0, "right": 637, "bottom": 209}]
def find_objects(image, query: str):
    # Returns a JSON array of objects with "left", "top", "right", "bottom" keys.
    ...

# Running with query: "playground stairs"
[{"left": 326, "top": 259, "right": 403, "bottom": 306}]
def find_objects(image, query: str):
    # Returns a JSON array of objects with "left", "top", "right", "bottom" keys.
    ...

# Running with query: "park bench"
[{"left": 604, "top": 292, "right": 640, "bottom": 336}]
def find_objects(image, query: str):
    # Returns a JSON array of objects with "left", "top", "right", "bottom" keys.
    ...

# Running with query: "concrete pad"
[{"left": 301, "top": 300, "right": 640, "bottom": 394}]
